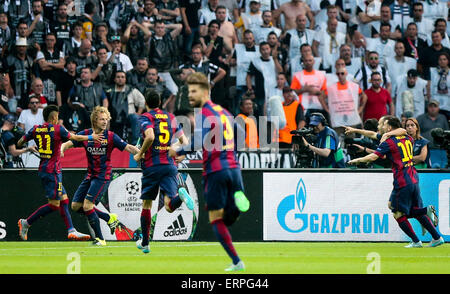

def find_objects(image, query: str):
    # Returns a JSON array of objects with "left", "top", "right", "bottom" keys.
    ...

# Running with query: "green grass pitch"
[{"left": 0, "top": 241, "right": 449, "bottom": 274}]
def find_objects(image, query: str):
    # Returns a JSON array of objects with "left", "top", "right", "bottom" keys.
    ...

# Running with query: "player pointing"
[
  {"left": 348, "top": 116, "right": 444, "bottom": 248},
  {"left": 61, "top": 106, "right": 140, "bottom": 246},
  {"left": 133, "top": 89, "right": 194, "bottom": 254},
  {"left": 17, "top": 105, "right": 101, "bottom": 241},
  {"left": 169, "top": 72, "right": 250, "bottom": 271}
]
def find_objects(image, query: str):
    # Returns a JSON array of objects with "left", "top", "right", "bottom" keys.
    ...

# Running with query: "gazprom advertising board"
[{"left": 263, "top": 172, "right": 450, "bottom": 242}]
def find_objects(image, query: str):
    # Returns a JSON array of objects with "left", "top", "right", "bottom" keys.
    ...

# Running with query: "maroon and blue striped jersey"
[
  {"left": 139, "top": 108, "right": 183, "bottom": 169},
  {"left": 374, "top": 135, "right": 419, "bottom": 189},
  {"left": 73, "top": 129, "right": 127, "bottom": 180},
  {"left": 22, "top": 123, "right": 71, "bottom": 174},
  {"left": 178, "top": 100, "right": 240, "bottom": 176}
]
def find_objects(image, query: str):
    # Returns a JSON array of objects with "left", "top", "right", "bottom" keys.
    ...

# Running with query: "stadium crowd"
[{"left": 0, "top": 0, "right": 449, "bottom": 168}]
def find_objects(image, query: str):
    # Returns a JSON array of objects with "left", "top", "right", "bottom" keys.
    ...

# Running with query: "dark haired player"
[
  {"left": 133, "top": 89, "right": 194, "bottom": 254},
  {"left": 61, "top": 106, "right": 140, "bottom": 246},
  {"left": 348, "top": 116, "right": 444, "bottom": 248},
  {"left": 17, "top": 105, "right": 102, "bottom": 241},
  {"left": 169, "top": 72, "right": 250, "bottom": 271}
]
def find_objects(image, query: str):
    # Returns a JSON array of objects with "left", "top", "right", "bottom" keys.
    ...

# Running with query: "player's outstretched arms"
[
  {"left": 60, "top": 141, "right": 74, "bottom": 158},
  {"left": 344, "top": 126, "right": 378, "bottom": 139},
  {"left": 348, "top": 153, "right": 379, "bottom": 165},
  {"left": 380, "top": 128, "right": 407, "bottom": 143},
  {"left": 70, "top": 133, "right": 104, "bottom": 143}
]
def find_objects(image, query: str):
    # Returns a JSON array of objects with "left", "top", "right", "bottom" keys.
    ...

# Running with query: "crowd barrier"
[{"left": 0, "top": 169, "right": 448, "bottom": 242}]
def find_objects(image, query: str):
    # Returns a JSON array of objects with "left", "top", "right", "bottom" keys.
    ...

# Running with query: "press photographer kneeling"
[
  {"left": 0, "top": 114, "right": 36, "bottom": 168},
  {"left": 299, "top": 113, "right": 345, "bottom": 168}
]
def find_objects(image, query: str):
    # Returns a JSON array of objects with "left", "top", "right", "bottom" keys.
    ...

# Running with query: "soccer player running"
[
  {"left": 133, "top": 89, "right": 194, "bottom": 254},
  {"left": 61, "top": 106, "right": 140, "bottom": 246},
  {"left": 348, "top": 116, "right": 444, "bottom": 248},
  {"left": 169, "top": 72, "right": 250, "bottom": 272},
  {"left": 17, "top": 105, "right": 101, "bottom": 241}
]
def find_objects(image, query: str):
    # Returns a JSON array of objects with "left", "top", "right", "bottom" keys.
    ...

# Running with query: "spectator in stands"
[
  {"left": 73, "top": 39, "right": 97, "bottom": 73},
  {"left": 92, "top": 22, "right": 112, "bottom": 52},
  {"left": 199, "top": 0, "right": 222, "bottom": 37},
  {"left": 312, "top": 18, "right": 346, "bottom": 73},
  {"left": 274, "top": 0, "right": 315, "bottom": 31},
  {"left": 216, "top": 5, "right": 238, "bottom": 51},
  {"left": 429, "top": 52, "right": 450, "bottom": 119},
  {"left": 253, "top": 10, "right": 281, "bottom": 45},
  {"left": 0, "top": 114, "right": 35, "bottom": 168},
  {"left": 156, "top": 0, "right": 181, "bottom": 29},
  {"left": 108, "top": 35, "right": 134, "bottom": 73},
  {"left": 362, "top": 71, "right": 395, "bottom": 121},
  {"left": 36, "top": 33, "right": 65, "bottom": 106},
  {"left": 355, "top": 51, "right": 391, "bottom": 93},
  {"left": 230, "top": 30, "right": 258, "bottom": 110},
  {"left": 315, "top": 5, "right": 347, "bottom": 34},
  {"left": 180, "top": 0, "right": 202, "bottom": 56},
  {"left": 139, "top": 67, "right": 174, "bottom": 112},
  {"left": 366, "top": 22, "right": 396, "bottom": 67},
  {"left": 404, "top": 117, "right": 431, "bottom": 169},
  {"left": 267, "top": 32, "right": 288, "bottom": 74},
  {"left": 4, "top": 38, "right": 36, "bottom": 113},
  {"left": 418, "top": 30, "right": 450, "bottom": 80},
  {"left": 290, "top": 53, "right": 328, "bottom": 122},
  {"left": 199, "top": 20, "right": 232, "bottom": 68},
  {"left": 68, "top": 67, "right": 108, "bottom": 114},
  {"left": 136, "top": 0, "right": 158, "bottom": 30},
  {"left": 56, "top": 57, "right": 78, "bottom": 106},
  {"left": 58, "top": 95, "right": 90, "bottom": 134},
  {"left": 148, "top": 20, "right": 181, "bottom": 73},
  {"left": 290, "top": 43, "right": 322, "bottom": 76},
  {"left": 282, "top": 14, "right": 315, "bottom": 75},
  {"left": 25, "top": 0, "right": 51, "bottom": 47},
  {"left": 6, "top": 0, "right": 30, "bottom": 29},
  {"left": 349, "top": 30, "right": 367, "bottom": 59},
  {"left": 122, "top": 20, "right": 152, "bottom": 66},
  {"left": 385, "top": 41, "right": 417, "bottom": 93},
  {"left": 246, "top": 41, "right": 282, "bottom": 116},
  {"left": 337, "top": 44, "right": 361, "bottom": 77},
  {"left": 182, "top": 44, "right": 227, "bottom": 107},
  {"left": 234, "top": 0, "right": 263, "bottom": 34},
  {"left": 106, "top": 71, "right": 145, "bottom": 145},
  {"left": 387, "top": 0, "right": 412, "bottom": 35},
  {"left": 79, "top": 1, "right": 96, "bottom": 41},
  {"left": 428, "top": 18, "right": 450, "bottom": 48},
  {"left": 417, "top": 100, "right": 449, "bottom": 168},
  {"left": 401, "top": 22, "right": 427, "bottom": 61},
  {"left": 393, "top": 69, "right": 428, "bottom": 119},
  {"left": 62, "top": 21, "right": 83, "bottom": 57},
  {"left": 372, "top": 4, "right": 402, "bottom": 40},
  {"left": 356, "top": 0, "right": 381, "bottom": 38},
  {"left": 0, "top": 74, "right": 13, "bottom": 118},
  {"left": 127, "top": 58, "right": 150, "bottom": 92},
  {"left": 236, "top": 97, "right": 259, "bottom": 150},
  {"left": 92, "top": 46, "right": 116, "bottom": 90},
  {"left": 0, "top": 12, "right": 13, "bottom": 57},
  {"left": 411, "top": 2, "right": 434, "bottom": 42},
  {"left": 51, "top": 3, "right": 72, "bottom": 51},
  {"left": 109, "top": 0, "right": 140, "bottom": 33},
  {"left": 278, "top": 86, "right": 305, "bottom": 149},
  {"left": 23, "top": 78, "right": 48, "bottom": 110},
  {"left": 173, "top": 67, "right": 195, "bottom": 121}
]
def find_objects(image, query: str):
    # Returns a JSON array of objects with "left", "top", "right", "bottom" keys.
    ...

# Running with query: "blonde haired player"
[{"left": 61, "top": 106, "right": 140, "bottom": 245}]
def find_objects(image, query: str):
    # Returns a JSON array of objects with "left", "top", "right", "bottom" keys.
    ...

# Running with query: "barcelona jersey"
[
  {"left": 374, "top": 135, "right": 419, "bottom": 189},
  {"left": 178, "top": 100, "right": 240, "bottom": 176},
  {"left": 139, "top": 108, "right": 183, "bottom": 169},
  {"left": 22, "top": 123, "right": 71, "bottom": 174},
  {"left": 73, "top": 129, "right": 127, "bottom": 180}
]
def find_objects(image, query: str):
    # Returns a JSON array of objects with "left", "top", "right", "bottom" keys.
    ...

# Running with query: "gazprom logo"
[{"left": 277, "top": 178, "right": 389, "bottom": 234}]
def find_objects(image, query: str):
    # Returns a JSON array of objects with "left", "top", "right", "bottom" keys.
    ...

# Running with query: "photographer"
[
  {"left": 0, "top": 114, "right": 36, "bottom": 168},
  {"left": 301, "top": 113, "right": 345, "bottom": 168}
]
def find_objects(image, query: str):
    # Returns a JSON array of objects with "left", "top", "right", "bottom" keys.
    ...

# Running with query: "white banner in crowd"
[
  {"left": 263, "top": 173, "right": 409, "bottom": 241},
  {"left": 101, "top": 172, "right": 199, "bottom": 241}
]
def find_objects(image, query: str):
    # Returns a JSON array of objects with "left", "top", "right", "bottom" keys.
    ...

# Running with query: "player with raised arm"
[
  {"left": 348, "top": 116, "right": 443, "bottom": 248},
  {"left": 17, "top": 105, "right": 102, "bottom": 241},
  {"left": 169, "top": 72, "right": 249, "bottom": 272},
  {"left": 133, "top": 89, "right": 194, "bottom": 254},
  {"left": 60, "top": 106, "right": 140, "bottom": 246}
]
